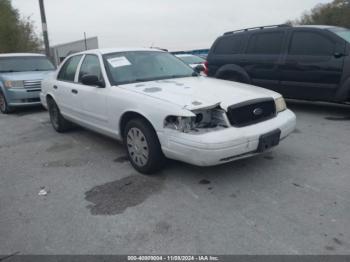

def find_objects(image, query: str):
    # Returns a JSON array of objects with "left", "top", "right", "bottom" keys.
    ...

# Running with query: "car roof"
[
  {"left": 74, "top": 47, "right": 164, "bottom": 56},
  {"left": 0, "top": 53, "right": 45, "bottom": 58},
  {"left": 223, "top": 24, "right": 346, "bottom": 36},
  {"left": 294, "top": 25, "right": 344, "bottom": 30}
]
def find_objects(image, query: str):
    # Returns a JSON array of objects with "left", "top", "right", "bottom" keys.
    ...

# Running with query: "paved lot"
[{"left": 0, "top": 101, "right": 349, "bottom": 255}]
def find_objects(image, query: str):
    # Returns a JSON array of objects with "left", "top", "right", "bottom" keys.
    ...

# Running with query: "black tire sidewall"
[
  {"left": 47, "top": 98, "right": 70, "bottom": 132},
  {"left": 124, "top": 118, "right": 165, "bottom": 174}
]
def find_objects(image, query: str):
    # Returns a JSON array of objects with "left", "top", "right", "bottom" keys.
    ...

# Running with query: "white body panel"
[{"left": 41, "top": 48, "right": 296, "bottom": 167}]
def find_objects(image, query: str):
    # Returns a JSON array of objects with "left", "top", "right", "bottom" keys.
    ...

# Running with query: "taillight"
[{"left": 204, "top": 61, "right": 209, "bottom": 76}]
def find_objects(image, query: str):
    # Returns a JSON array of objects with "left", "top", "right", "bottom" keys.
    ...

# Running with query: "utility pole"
[
  {"left": 84, "top": 32, "right": 88, "bottom": 50},
  {"left": 39, "top": 0, "right": 50, "bottom": 58}
]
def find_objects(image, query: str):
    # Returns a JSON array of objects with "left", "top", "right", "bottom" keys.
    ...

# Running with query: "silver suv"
[{"left": 0, "top": 53, "right": 55, "bottom": 114}]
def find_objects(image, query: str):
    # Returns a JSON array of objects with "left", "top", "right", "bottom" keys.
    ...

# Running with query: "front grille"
[
  {"left": 227, "top": 98, "right": 276, "bottom": 127},
  {"left": 24, "top": 79, "right": 42, "bottom": 90}
]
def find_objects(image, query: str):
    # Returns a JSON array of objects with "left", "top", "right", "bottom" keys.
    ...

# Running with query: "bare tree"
[{"left": 290, "top": 0, "right": 350, "bottom": 28}]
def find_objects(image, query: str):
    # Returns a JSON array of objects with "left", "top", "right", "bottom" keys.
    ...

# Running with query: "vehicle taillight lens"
[{"left": 204, "top": 61, "right": 209, "bottom": 75}]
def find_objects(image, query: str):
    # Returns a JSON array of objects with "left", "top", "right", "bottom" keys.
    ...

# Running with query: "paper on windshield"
[{"left": 107, "top": 56, "right": 132, "bottom": 68}]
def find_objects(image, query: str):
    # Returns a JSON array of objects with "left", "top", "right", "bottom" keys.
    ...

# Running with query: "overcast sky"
[{"left": 11, "top": 0, "right": 331, "bottom": 51}]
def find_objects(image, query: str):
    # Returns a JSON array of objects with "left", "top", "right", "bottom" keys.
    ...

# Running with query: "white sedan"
[{"left": 41, "top": 48, "right": 296, "bottom": 174}]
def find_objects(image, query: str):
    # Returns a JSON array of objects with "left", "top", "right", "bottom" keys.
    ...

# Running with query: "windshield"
[
  {"left": 332, "top": 29, "right": 350, "bottom": 43},
  {"left": 104, "top": 51, "right": 195, "bottom": 85},
  {"left": 0, "top": 56, "right": 55, "bottom": 73},
  {"left": 177, "top": 55, "right": 205, "bottom": 65}
]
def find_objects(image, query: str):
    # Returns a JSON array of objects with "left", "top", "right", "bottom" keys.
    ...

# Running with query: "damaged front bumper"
[{"left": 158, "top": 109, "right": 296, "bottom": 166}]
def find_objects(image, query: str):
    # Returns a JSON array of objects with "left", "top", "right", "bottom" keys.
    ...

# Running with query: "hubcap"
[
  {"left": 0, "top": 93, "right": 5, "bottom": 112},
  {"left": 126, "top": 127, "right": 149, "bottom": 167}
]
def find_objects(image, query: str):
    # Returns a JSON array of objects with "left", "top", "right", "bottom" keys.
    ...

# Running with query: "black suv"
[{"left": 207, "top": 25, "right": 350, "bottom": 103}]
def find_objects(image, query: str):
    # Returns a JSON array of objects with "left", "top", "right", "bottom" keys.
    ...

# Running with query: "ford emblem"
[{"left": 253, "top": 107, "right": 263, "bottom": 116}]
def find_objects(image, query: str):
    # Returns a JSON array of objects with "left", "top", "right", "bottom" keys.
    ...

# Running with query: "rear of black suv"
[{"left": 207, "top": 25, "right": 350, "bottom": 103}]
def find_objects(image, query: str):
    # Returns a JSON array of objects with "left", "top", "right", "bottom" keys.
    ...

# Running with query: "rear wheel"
[
  {"left": 217, "top": 71, "right": 249, "bottom": 84},
  {"left": 47, "top": 98, "right": 71, "bottom": 133},
  {"left": 224, "top": 74, "right": 246, "bottom": 83},
  {"left": 124, "top": 118, "right": 165, "bottom": 174},
  {"left": 0, "top": 91, "right": 13, "bottom": 114}
]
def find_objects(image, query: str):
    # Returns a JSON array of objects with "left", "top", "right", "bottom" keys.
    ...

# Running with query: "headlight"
[
  {"left": 4, "top": 80, "right": 24, "bottom": 89},
  {"left": 164, "top": 116, "right": 195, "bottom": 133},
  {"left": 275, "top": 97, "right": 287, "bottom": 113}
]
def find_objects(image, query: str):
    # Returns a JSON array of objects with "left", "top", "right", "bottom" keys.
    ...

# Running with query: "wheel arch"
[
  {"left": 46, "top": 93, "right": 55, "bottom": 102},
  {"left": 215, "top": 64, "right": 251, "bottom": 84},
  {"left": 119, "top": 111, "right": 157, "bottom": 140}
]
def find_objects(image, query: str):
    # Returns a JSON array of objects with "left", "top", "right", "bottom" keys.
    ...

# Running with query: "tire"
[
  {"left": 0, "top": 91, "right": 13, "bottom": 114},
  {"left": 47, "top": 98, "right": 71, "bottom": 133},
  {"left": 123, "top": 118, "right": 165, "bottom": 174}
]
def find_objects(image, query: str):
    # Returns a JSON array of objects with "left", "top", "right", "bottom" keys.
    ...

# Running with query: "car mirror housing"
[{"left": 81, "top": 74, "right": 105, "bottom": 88}]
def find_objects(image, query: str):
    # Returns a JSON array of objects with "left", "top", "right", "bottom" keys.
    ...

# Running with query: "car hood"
[
  {"left": 0, "top": 71, "right": 54, "bottom": 81},
  {"left": 119, "top": 76, "right": 281, "bottom": 111}
]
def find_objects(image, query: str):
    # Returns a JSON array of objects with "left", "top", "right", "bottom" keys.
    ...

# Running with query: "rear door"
[
  {"left": 279, "top": 29, "right": 345, "bottom": 100},
  {"left": 207, "top": 34, "right": 245, "bottom": 76},
  {"left": 55, "top": 55, "right": 83, "bottom": 118},
  {"left": 242, "top": 30, "right": 286, "bottom": 93}
]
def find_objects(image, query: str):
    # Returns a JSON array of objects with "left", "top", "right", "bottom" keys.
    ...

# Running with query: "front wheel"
[
  {"left": 124, "top": 118, "right": 165, "bottom": 174},
  {"left": 47, "top": 98, "right": 72, "bottom": 133},
  {"left": 0, "top": 91, "right": 13, "bottom": 114}
]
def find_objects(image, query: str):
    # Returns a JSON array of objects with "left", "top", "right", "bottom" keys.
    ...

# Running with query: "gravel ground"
[{"left": 0, "top": 100, "right": 349, "bottom": 255}]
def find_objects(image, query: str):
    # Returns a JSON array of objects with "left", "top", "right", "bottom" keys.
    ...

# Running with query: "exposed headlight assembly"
[
  {"left": 4, "top": 80, "right": 24, "bottom": 89},
  {"left": 164, "top": 116, "right": 195, "bottom": 133},
  {"left": 164, "top": 107, "right": 229, "bottom": 133},
  {"left": 275, "top": 97, "right": 287, "bottom": 113}
]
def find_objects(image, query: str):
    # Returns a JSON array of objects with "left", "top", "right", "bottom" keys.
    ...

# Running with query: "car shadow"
[
  {"left": 12, "top": 105, "right": 46, "bottom": 116},
  {"left": 286, "top": 99, "right": 350, "bottom": 121}
]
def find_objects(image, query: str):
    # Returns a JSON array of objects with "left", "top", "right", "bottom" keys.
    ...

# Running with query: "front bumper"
[
  {"left": 158, "top": 109, "right": 296, "bottom": 166},
  {"left": 6, "top": 88, "right": 41, "bottom": 107}
]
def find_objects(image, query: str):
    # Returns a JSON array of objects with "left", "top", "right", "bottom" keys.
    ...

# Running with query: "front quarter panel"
[
  {"left": 40, "top": 72, "right": 57, "bottom": 109},
  {"left": 107, "top": 86, "right": 195, "bottom": 137}
]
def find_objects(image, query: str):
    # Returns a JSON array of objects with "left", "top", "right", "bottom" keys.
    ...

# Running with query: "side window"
[
  {"left": 289, "top": 31, "right": 335, "bottom": 56},
  {"left": 246, "top": 32, "right": 284, "bottom": 55},
  {"left": 78, "top": 55, "right": 103, "bottom": 83},
  {"left": 57, "top": 55, "right": 82, "bottom": 82},
  {"left": 214, "top": 35, "right": 243, "bottom": 55}
]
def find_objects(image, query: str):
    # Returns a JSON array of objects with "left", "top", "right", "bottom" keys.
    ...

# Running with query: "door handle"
[
  {"left": 53, "top": 85, "right": 58, "bottom": 89},
  {"left": 71, "top": 89, "right": 78, "bottom": 94}
]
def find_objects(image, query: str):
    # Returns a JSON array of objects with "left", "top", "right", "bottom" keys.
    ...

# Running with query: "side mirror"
[
  {"left": 194, "top": 64, "right": 205, "bottom": 74},
  {"left": 81, "top": 74, "right": 105, "bottom": 88}
]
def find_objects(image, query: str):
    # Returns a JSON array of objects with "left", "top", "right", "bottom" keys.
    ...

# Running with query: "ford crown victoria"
[{"left": 41, "top": 48, "right": 296, "bottom": 174}]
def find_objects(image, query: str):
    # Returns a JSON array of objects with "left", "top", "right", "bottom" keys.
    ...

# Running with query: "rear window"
[
  {"left": 57, "top": 55, "right": 83, "bottom": 82},
  {"left": 0, "top": 56, "right": 55, "bottom": 73},
  {"left": 246, "top": 32, "right": 284, "bottom": 55},
  {"left": 289, "top": 31, "right": 335, "bottom": 56},
  {"left": 177, "top": 55, "right": 204, "bottom": 65},
  {"left": 214, "top": 35, "right": 243, "bottom": 55}
]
